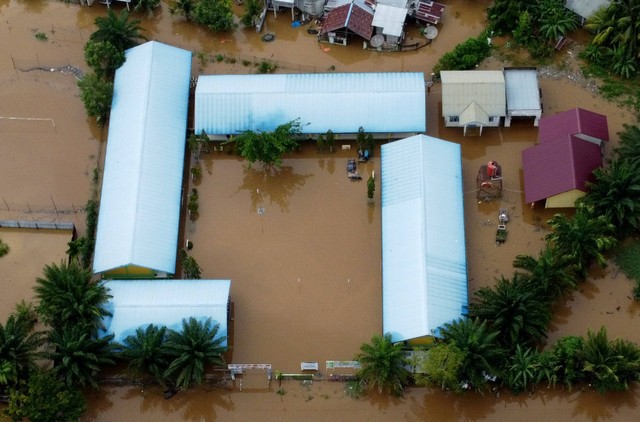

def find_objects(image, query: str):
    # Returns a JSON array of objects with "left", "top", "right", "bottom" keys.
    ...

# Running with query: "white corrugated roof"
[
  {"left": 194, "top": 72, "right": 426, "bottom": 135},
  {"left": 101, "top": 279, "right": 230, "bottom": 346},
  {"left": 441, "top": 70, "right": 506, "bottom": 118},
  {"left": 372, "top": 4, "right": 407, "bottom": 37},
  {"left": 504, "top": 68, "right": 541, "bottom": 113},
  {"left": 93, "top": 41, "right": 192, "bottom": 275},
  {"left": 565, "top": 0, "right": 610, "bottom": 19},
  {"left": 381, "top": 135, "right": 468, "bottom": 342}
]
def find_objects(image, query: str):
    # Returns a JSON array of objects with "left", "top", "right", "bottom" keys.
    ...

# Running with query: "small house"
[
  {"left": 441, "top": 70, "right": 506, "bottom": 136},
  {"left": 381, "top": 135, "right": 468, "bottom": 345},
  {"left": 319, "top": 0, "right": 374, "bottom": 46},
  {"left": 522, "top": 108, "right": 609, "bottom": 208},
  {"left": 504, "top": 67, "right": 542, "bottom": 127},
  {"left": 371, "top": 0, "right": 409, "bottom": 49}
]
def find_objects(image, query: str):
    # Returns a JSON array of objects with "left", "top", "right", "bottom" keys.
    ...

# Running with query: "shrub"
[{"left": 433, "top": 34, "right": 491, "bottom": 76}]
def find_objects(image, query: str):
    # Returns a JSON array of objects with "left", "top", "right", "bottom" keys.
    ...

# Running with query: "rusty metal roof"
[{"left": 321, "top": 0, "right": 374, "bottom": 40}]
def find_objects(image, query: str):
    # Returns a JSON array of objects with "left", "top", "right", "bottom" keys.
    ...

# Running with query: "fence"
[{"left": 1, "top": 197, "right": 88, "bottom": 223}]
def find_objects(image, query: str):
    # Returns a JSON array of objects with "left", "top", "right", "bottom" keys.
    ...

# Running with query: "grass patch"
[{"left": 34, "top": 32, "right": 48, "bottom": 41}]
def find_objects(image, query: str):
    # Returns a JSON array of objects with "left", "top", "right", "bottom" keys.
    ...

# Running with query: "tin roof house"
[
  {"left": 371, "top": 0, "right": 409, "bottom": 49},
  {"left": 319, "top": 0, "right": 374, "bottom": 46},
  {"left": 381, "top": 134, "right": 468, "bottom": 345},
  {"left": 93, "top": 41, "right": 192, "bottom": 279},
  {"left": 522, "top": 108, "right": 609, "bottom": 208},
  {"left": 441, "top": 70, "right": 506, "bottom": 136},
  {"left": 194, "top": 72, "right": 426, "bottom": 139},
  {"left": 504, "top": 68, "right": 542, "bottom": 127}
]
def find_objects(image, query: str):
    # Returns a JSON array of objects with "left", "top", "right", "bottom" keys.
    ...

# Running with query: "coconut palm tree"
[
  {"left": 163, "top": 317, "right": 226, "bottom": 390},
  {"left": 121, "top": 324, "right": 171, "bottom": 385},
  {"left": 169, "top": 0, "right": 195, "bottom": 21},
  {"left": 616, "top": 124, "right": 640, "bottom": 164},
  {"left": 34, "top": 261, "right": 111, "bottom": 335},
  {"left": 536, "top": 0, "right": 579, "bottom": 41},
  {"left": 583, "top": 326, "right": 640, "bottom": 393},
  {"left": 586, "top": 0, "right": 640, "bottom": 77},
  {"left": 468, "top": 274, "right": 551, "bottom": 350},
  {"left": 545, "top": 207, "right": 617, "bottom": 278},
  {"left": 90, "top": 9, "right": 144, "bottom": 53},
  {"left": 512, "top": 247, "right": 578, "bottom": 302},
  {"left": 503, "top": 345, "right": 541, "bottom": 394},
  {"left": 46, "top": 326, "right": 117, "bottom": 390},
  {"left": 354, "top": 333, "right": 409, "bottom": 396},
  {"left": 579, "top": 160, "right": 640, "bottom": 237},
  {"left": 0, "top": 314, "right": 45, "bottom": 387},
  {"left": 439, "top": 318, "right": 505, "bottom": 391}
]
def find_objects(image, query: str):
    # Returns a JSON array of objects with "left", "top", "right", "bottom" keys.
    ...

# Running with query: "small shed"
[
  {"left": 522, "top": 108, "right": 609, "bottom": 208},
  {"left": 381, "top": 134, "right": 468, "bottom": 344},
  {"left": 565, "top": 0, "right": 611, "bottom": 24},
  {"left": 372, "top": 0, "right": 408, "bottom": 47},
  {"left": 441, "top": 70, "right": 506, "bottom": 136},
  {"left": 101, "top": 279, "right": 231, "bottom": 348},
  {"left": 319, "top": 0, "right": 374, "bottom": 45},
  {"left": 504, "top": 67, "right": 542, "bottom": 127}
]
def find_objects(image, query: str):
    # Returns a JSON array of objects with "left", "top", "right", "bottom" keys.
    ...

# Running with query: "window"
[{"left": 449, "top": 116, "right": 459, "bottom": 122}]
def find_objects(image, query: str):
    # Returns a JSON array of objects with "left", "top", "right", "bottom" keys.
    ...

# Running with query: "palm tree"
[
  {"left": 545, "top": 207, "right": 617, "bottom": 278},
  {"left": 133, "top": 0, "right": 161, "bottom": 17},
  {"left": 47, "top": 326, "right": 117, "bottom": 390},
  {"left": 163, "top": 317, "right": 226, "bottom": 390},
  {"left": 121, "top": 324, "right": 171, "bottom": 385},
  {"left": 513, "top": 247, "right": 578, "bottom": 302},
  {"left": 439, "top": 318, "right": 505, "bottom": 391},
  {"left": 503, "top": 345, "right": 541, "bottom": 394},
  {"left": 586, "top": 0, "right": 640, "bottom": 77},
  {"left": 354, "top": 333, "right": 408, "bottom": 396},
  {"left": 536, "top": 0, "right": 578, "bottom": 41},
  {"left": 579, "top": 160, "right": 640, "bottom": 237},
  {"left": 468, "top": 274, "right": 551, "bottom": 350},
  {"left": 169, "top": 0, "right": 195, "bottom": 21},
  {"left": 0, "top": 314, "right": 45, "bottom": 386},
  {"left": 583, "top": 326, "right": 640, "bottom": 393},
  {"left": 616, "top": 124, "right": 640, "bottom": 164},
  {"left": 34, "top": 261, "right": 111, "bottom": 334},
  {"left": 90, "top": 9, "right": 144, "bottom": 52}
]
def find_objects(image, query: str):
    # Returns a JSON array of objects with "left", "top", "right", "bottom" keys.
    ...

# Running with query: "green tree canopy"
[
  {"left": 512, "top": 247, "right": 578, "bottom": 302},
  {"left": 412, "top": 343, "right": 465, "bottom": 392},
  {"left": 84, "top": 40, "right": 126, "bottom": 79},
  {"left": 228, "top": 119, "right": 304, "bottom": 168},
  {"left": 0, "top": 314, "right": 45, "bottom": 387},
  {"left": 78, "top": 73, "right": 114, "bottom": 126},
  {"left": 90, "top": 9, "right": 144, "bottom": 52},
  {"left": 34, "top": 261, "right": 111, "bottom": 334},
  {"left": 193, "top": 0, "right": 236, "bottom": 32},
  {"left": 354, "top": 333, "right": 409, "bottom": 396},
  {"left": 121, "top": 324, "right": 171, "bottom": 385},
  {"left": 163, "top": 317, "right": 226, "bottom": 390}
]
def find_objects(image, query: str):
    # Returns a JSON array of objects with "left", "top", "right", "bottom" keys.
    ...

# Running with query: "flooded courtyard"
[{"left": 1, "top": 0, "right": 640, "bottom": 420}]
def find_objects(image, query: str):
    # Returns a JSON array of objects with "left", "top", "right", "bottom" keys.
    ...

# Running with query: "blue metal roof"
[
  {"left": 381, "top": 135, "right": 468, "bottom": 342},
  {"left": 100, "top": 279, "right": 230, "bottom": 347},
  {"left": 93, "top": 41, "right": 192, "bottom": 275},
  {"left": 194, "top": 72, "right": 426, "bottom": 135}
]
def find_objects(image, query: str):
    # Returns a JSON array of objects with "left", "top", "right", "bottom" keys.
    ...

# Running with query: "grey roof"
[
  {"left": 441, "top": 70, "right": 506, "bottom": 118},
  {"left": 504, "top": 68, "right": 541, "bottom": 114},
  {"left": 565, "top": 0, "right": 610, "bottom": 19}
]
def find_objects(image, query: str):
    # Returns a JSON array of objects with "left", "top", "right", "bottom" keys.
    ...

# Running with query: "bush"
[{"left": 433, "top": 34, "right": 491, "bottom": 76}]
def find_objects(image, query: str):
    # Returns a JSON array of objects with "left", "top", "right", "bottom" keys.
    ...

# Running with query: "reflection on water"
[{"left": 236, "top": 165, "right": 312, "bottom": 212}]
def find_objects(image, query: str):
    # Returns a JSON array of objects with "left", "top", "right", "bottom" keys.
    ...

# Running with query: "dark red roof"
[
  {"left": 539, "top": 108, "right": 609, "bottom": 145},
  {"left": 414, "top": 1, "right": 445, "bottom": 25},
  {"left": 522, "top": 137, "right": 602, "bottom": 204},
  {"left": 321, "top": 2, "right": 374, "bottom": 40}
]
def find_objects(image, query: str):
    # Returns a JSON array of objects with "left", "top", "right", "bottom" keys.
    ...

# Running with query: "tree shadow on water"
[
  {"left": 570, "top": 385, "right": 639, "bottom": 422},
  {"left": 236, "top": 165, "right": 312, "bottom": 213}
]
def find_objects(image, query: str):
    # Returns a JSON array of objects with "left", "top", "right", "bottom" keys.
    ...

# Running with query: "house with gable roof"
[{"left": 522, "top": 108, "right": 609, "bottom": 208}]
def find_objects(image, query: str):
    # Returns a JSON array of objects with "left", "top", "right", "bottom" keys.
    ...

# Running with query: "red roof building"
[
  {"left": 320, "top": 0, "right": 375, "bottom": 42},
  {"left": 522, "top": 108, "right": 609, "bottom": 208}
]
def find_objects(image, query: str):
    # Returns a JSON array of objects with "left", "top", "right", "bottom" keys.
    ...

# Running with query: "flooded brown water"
[{"left": 1, "top": 0, "right": 640, "bottom": 420}]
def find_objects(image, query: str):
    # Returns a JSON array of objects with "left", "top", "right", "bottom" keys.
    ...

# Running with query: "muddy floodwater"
[{"left": 1, "top": 0, "right": 640, "bottom": 420}]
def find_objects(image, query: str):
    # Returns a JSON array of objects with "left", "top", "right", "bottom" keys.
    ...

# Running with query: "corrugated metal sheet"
[
  {"left": 381, "top": 135, "right": 468, "bottom": 343},
  {"left": 93, "top": 42, "right": 192, "bottom": 275},
  {"left": 101, "top": 279, "right": 230, "bottom": 346},
  {"left": 504, "top": 68, "right": 541, "bottom": 114},
  {"left": 565, "top": 0, "right": 610, "bottom": 19},
  {"left": 194, "top": 72, "right": 426, "bottom": 135},
  {"left": 522, "top": 136, "right": 602, "bottom": 205},
  {"left": 539, "top": 108, "right": 609, "bottom": 145},
  {"left": 372, "top": 4, "right": 407, "bottom": 37},
  {"left": 441, "top": 71, "right": 506, "bottom": 118}
]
